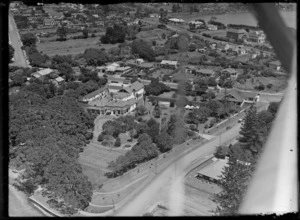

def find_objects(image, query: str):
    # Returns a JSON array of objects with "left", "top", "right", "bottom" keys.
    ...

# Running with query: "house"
[
  {"left": 189, "top": 20, "right": 204, "bottom": 29},
  {"left": 195, "top": 157, "right": 229, "bottom": 185},
  {"left": 80, "top": 87, "right": 109, "bottom": 103},
  {"left": 218, "top": 43, "right": 231, "bottom": 52},
  {"left": 160, "top": 60, "right": 179, "bottom": 69},
  {"left": 220, "top": 68, "right": 239, "bottom": 79},
  {"left": 85, "top": 81, "right": 144, "bottom": 116},
  {"left": 248, "top": 30, "right": 266, "bottom": 43},
  {"left": 31, "top": 68, "right": 54, "bottom": 80},
  {"left": 149, "top": 13, "right": 160, "bottom": 18},
  {"left": 168, "top": 18, "right": 185, "bottom": 24},
  {"left": 216, "top": 89, "right": 260, "bottom": 106},
  {"left": 185, "top": 65, "right": 196, "bottom": 74},
  {"left": 207, "top": 24, "right": 217, "bottom": 31},
  {"left": 226, "top": 29, "right": 246, "bottom": 41},
  {"left": 44, "top": 18, "right": 60, "bottom": 26},
  {"left": 268, "top": 60, "right": 282, "bottom": 71},
  {"left": 105, "top": 62, "right": 120, "bottom": 74},
  {"left": 194, "top": 68, "right": 215, "bottom": 77},
  {"left": 233, "top": 46, "right": 247, "bottom": 55},
  {"left": 55, "top": 76, "right": 65, "bottom": 85},
  {"left": 115, "top": 66, "right": 132, "bottom": 75}
]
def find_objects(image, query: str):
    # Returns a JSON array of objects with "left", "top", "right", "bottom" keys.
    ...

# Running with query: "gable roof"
[
  {"left": 161, "top": 60, "right": 178, "bottom": 65},
  {"left": 81, "top": 87, "right": 107, "bottom": 100},
  {"left": 38, "top": 68, "right": 53, "bottom": 76}
]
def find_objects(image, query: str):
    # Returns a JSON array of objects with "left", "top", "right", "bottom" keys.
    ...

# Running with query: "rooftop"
[
  {"left": 196, "top": 68, "right": 215, "bottom": 74},
  {"left": 55, "top": 77, "right": 64, "bottom": 82},
  {"left": 37, "top": 68, "right": 53, "bottom": 76},
  {"left": 227, "top": 29, "right": 246, "bottom": 34},
  {"left": 81, "top": 87, "right": 107, "bottom": 100},
  {"left": 161, "top": 60, "right": 178, "bottom": 65},
  {"left": 197, "top": 157, "right": 229, "bottom": 180},
  {"left": 269, "top": 60, "right": 281, "bottom": 66}
]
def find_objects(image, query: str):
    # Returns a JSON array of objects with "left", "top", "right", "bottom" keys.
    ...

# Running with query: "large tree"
[
  {"left": 100, "top": 24, "right": 126, "bottom": 44},
  {"left": 156, "top": 131, "right": 173, "bottom": 153},
  {"left": 21, "top": 33, "right": 37, "bottom": 47},
  {"left": 57, "top": 62, "right": 74, "bottom": 82},
  {"left": 56, "top": 25, "right": 68, "bottom": 41},
  {"left": 131, "top": 39, "right": 156, "bottom": 62},
  {"left": 83, "top": 48, "right": 110, "bottom": 66}
]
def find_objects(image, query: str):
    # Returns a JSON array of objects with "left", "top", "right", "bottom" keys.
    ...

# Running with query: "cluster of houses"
[{"left": 226, "top": 29, "right": 266, "bottom": 43}]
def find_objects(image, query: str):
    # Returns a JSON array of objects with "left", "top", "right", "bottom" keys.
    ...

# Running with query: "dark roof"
[
  {"left": 227, "top": 29, "right": 246, "bottom": 34},
  {"left": 81, "top": 87, "right": 106, "bottom": 100}
]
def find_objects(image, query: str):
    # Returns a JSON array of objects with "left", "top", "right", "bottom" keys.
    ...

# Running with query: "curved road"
[
  {"left": 9, "top": 12, "right": 28, "bottom": 67},
  {"left": 115, "top": 123, "right": 241, "bottom": 216}
]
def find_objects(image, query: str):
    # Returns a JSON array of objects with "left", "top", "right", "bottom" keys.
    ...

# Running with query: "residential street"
[
  {"left": 115, "top": 123, "right": 241, "bottom": 216},
  {"left": 9, "top": 12, "right": 28, "bottom": 67}
]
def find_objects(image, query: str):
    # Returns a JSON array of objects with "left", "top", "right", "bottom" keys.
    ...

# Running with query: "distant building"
[
  {"left": 86, "top": 81, "right": 144, "bottom": 116},
  {"left": 195, "top": 68, "right": 215, "bottom": 77},
  {"left": 268, "top": 60, "right": 282, "bottom": 71},
  {"left": 216, "top": 89, "right": 260, "bottom": 106},
  {"left": 31, "top": 68, "right": 54, "bottom": 80},
  {"left": 248, "top": 30, "right": 266, "bottom": 43},
  {"left": 44, "top": 18, "right": 60, "bottom": 26},
  {"left": 220, "top": 68, "right": 239, "bottom": 79},
  {"left": 160, "top": 60, "right": 179, "bottom": 69},
  {"left": 233, "top": 45, "right": 247, "bottom": 55},
  {"left": 81, "top": 87, "right": 108, "bottom": 103},
  {"left": 207, "top": 24, "right": 218, "bottom": 31},
  {"left": 226, "top": 29, "right": 246, "bottom": 41},
  {"left": 149, "top": 13, "right": 160, "bottom": 18}
]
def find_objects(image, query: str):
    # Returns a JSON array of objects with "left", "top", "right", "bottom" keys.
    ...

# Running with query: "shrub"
[
  {"left": 98, "top": 133, "right": 104, "bottom": 142},
  {"left": 114, "top": 137, "right": 121, "bottom": 147},
  {"left": 267, "top": 83, "right": 273, "bottom": 89},
  {"left": 214, "top": 145, "right": 229, "bottom": 159}
]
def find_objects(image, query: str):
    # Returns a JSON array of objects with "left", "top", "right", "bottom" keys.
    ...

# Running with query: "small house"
[
  {"left": 160, "top": 60, "right": 179, "bottom": 69},
  {"left": 220, "top": 68, "right": 239, "bottom": 79},
  {"left": 226, "top": 29, "right": 246, "bottom": 41}
]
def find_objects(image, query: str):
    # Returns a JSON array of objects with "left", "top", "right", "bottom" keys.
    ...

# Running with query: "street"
[
  {"left": 115, "top": 123, "right": 241, "bottom": 216},
  {"left": 9, "top": 12, "right": 28, "bottom": 67}
]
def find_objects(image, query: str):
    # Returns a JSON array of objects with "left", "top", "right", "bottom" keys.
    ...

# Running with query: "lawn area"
[
  {"left": 136, "top": 28, "right": 171, "bottom": 42},
  {"left": 37, "top": 38, "right": 117, "bottom": 56},
  {"left": 234, "top": 76, "right": 288, "bottom": 92}
]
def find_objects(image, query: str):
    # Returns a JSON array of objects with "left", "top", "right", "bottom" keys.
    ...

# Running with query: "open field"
[
  {"left": 234, "top": 76, "right": 288, "bottom": 92},
  {"left": 37, "top": 38, "right": 117, "bottom": 56}
]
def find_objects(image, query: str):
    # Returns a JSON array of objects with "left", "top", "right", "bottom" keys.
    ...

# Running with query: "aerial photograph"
[{"left": 8, "top": 1, "right": 297, "bottom": 217}]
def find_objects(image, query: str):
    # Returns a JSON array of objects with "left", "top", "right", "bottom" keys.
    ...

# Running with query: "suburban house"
[
  {"left": 189, "top": 20, "right": 204, "bottom": 29},
  {"left": 220, "top": 68, "right": 239, "bottom": 79},
  {"left": 55, "top": 76, "right": 65, "bottom": 85},
  {"left": 216, "top": 89, "right": 260, "bottom": 107},
  {"left": 44, "top": 18, "right": 60, "bottom": 26},
  {"left": 226, "top": 29, "right": 247, "bottom": 41},
  {"left": 233, "top": 45, "right": 247, "bottom": 55},
  {"left": 160, "top": 60, "right": 179, "bottom": 69},
  {"left": 31, "top": 68, "right": 55, "bottom": 80},
  {"left": 194, "top": 68, "right": 215, "bottom": 77},
  {"left": 268, "top": 60, "right": 282, "bottom": 71},
  {"left": 85, "top": 81, "right": 144, "bottom": 116},
  {"left": 218, "top": 43, "right": 231, "bottom": 52},
  {"left": 80, "top": 87, "right": 109, "bottom": 103},
  {"left": 207, "top": 24, "right": 217, "bottom": 31},
  {"left": 168, "top": 18, "right": 185, "bottom": 24},
  {"left": 248, "top": 30, "right": 266, "bottom": 43}
]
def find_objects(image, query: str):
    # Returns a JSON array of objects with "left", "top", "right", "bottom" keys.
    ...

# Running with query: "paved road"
[
  {"left": 115, "top": 123, "right": 241, "bottom": 216},
  {"left": 9, "top": 12, "right": 28, "bottom": 67}
]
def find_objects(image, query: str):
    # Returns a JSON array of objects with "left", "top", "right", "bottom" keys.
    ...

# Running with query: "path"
[{"left": 9, "top": 12, "right": 28, "bottom": 67}]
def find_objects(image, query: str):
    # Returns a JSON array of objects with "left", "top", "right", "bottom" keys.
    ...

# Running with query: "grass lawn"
[
  {"left": 37, "top": 38, "right": 117, "bottom": 56},
  {"left": 234, "top": 76, "right": 288, "bottom": 92},
  {"left": 136, "top": 28, "right": 171, "bottom": 41}
]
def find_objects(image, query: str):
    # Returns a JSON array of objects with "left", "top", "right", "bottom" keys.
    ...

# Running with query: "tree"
[
  {"left": 135, "top": 105, "right": 147, "bottom": 117},
  {"left": 57, "top": 62, "right": 74, "bottom": 82},
  {"left": 21, "top": 33, "right": 37, "bottom": 47},
  {"left": 145, "top": 78, "right": 171, "bottom": 96},
  {"left": 194, "top": 78, "right": 208, "bottom": 96},
  {"left": 82, "top": 28, "right": 89, "bottom": 39},
  {"left": 213, "top": 154, "right": 254, "bottom": 216},
  {"left": 83, "top": 48, "right": 110, "bottom": 66},
  {"left": 146, "top": 118, "right": 160, "bottom": 142},
  {"left": 205, "top": 100, "right": 223, "bottom": 117},
  {"left": 156, "top": 131, "right": 173, "bottom": 153},
  {"left": 214, "top": 145, "right": 229, "bottom": 159},
  {"left": 238, "top": 106, "right": 262, "bottom": 160},
  {"left": 267, "top": 101, "right": 281, "bottom": 116},
  {"left": 100, "top": 24, "right": 126, "bottom": 44},
  {"left": 185, "top": 107, "right": 211, "bottom": 125},
  {"left": 56, "top": 25, "right": 68, "bottom": 41},
  {"left": 9, "top": 44, "right": 15, "bottom": 62},
  {"left": 131, "top": 39, "right": 156, "bottom": 62},
  {"left": 114, "top": 137, "right": 121, "bottom": 147}
]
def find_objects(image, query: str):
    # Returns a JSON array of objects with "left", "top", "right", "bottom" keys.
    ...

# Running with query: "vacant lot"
[
  {"left": 37, "top": 38, "right": 117, "bottom": 56},
  {"left": 234, "top": 76, "right": 288, "bottom": 92}
]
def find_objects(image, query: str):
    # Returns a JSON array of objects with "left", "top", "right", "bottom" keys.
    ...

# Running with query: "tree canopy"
[
  {"left": 100, "top": 24, "right": 126, "bottom": 44},
  {"left": 83, "top": 48, "right": 110, "bottom": 66},
  {"left": 131, "top": 39, "right": 156, "bottom": 62},
  {"left": 21, "top": 33, "right": 37, "bottom": 47}
]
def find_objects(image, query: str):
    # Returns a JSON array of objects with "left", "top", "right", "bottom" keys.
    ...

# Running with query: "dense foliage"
[
  {"left": 21, "top": 33, "right": 37, "bottom": 47},
  {"left": 10, "top": 87, "right": 95, "bottom": 211},
  {"left": 145, "top": 78, "right": 171, "bottom": 96},
  {"left": 82, "top": 48, "right": 110, "bottom": 66},
  {"left": 213, "top": 104, "right": 279, "bottom": 215},
  {"left": 131, "top": 39, "right": 156, "bottom": 62},
  {"left": 100, "top": 24, "right": 126, "bottom": 44},
  {"left": 9, "top": 44, "right": 15, "bottom": 62}
]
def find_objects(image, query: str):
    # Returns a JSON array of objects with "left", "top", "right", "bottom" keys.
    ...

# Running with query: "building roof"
[
  {"left": 32, "top": 72, "right": 41, "bottom": 78},
  {"left": 196, "top": 69, "right": 215, "bottom": 75},
  {"left": 55, "top": 76, "right": 64, "bottom": 82},
  {"left": 81, "top": 87, "right": 107, "bottom": 100},
  {"left": 37, "top": 68, "right": 53, "bottom": 76},
  {"left": 89, "top": 96, "right": 137, "bottom": 108},
  {"left": 161, "top": 60, "right": 178, "bottom": 65},
  {"left": 107, "top": 76, "right": 126, "bottom": 82},
  {"left": 197, "top": 158, "right": 229, "bottom": 180},
  {"left": 269, "top": 60, "right": 281, "bottom": 66},
  {"left": 227, "top": 29, "right": 246, "bottom": 34},
  {"left": 114, "top": 92, "right": 131, "bottom": 99},
  {"left": 140, "top": 62, "right": 154, "bottom": 68},
  {"left": 130, "top": 81, "right": 144, "bottom": 91},
  {"left": 116, "top": 66, "right": 131, "bottom": 72},
  {"left": 221, "top": 68, "right": 238, "bottom": 74}
]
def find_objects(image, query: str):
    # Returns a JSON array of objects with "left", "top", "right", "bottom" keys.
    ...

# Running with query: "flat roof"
[{"left": 197, "top": 158, "right": 229, "bottom": 180}]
